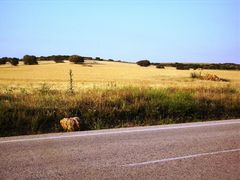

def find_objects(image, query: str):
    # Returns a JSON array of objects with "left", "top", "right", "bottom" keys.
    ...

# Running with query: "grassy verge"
[{"left": 0, "top": 86, "right": 239, "bottom": 137}]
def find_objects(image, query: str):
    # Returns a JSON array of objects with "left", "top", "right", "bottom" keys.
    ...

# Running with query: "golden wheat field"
[{"left": 0, "top": 60, "right": 240, "bottom": 91}]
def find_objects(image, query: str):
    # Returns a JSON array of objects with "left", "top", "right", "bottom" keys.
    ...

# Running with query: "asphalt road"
[{"left": 0, "top": 120, "right": 240, "bottom": 179}]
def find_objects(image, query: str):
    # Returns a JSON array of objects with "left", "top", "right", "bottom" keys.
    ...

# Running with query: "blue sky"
[{"left": 0, "top": 0, "right": 239, "bottom": 63}]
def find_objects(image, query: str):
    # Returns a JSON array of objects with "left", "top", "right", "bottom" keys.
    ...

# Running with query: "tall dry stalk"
[{"left": 69, "top": 69, "right": 74, "bottom": 93}]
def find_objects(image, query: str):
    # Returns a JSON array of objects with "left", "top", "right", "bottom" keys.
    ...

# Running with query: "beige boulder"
[{"left": 60, "top": 117, "right": 80, "bottom": 132}]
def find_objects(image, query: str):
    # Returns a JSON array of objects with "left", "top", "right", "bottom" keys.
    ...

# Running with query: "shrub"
[
  {"left": 176, "top": 64, "right": 190, "bottom": 70},
  {"left": 69, "top": 55, "right": 84, "bottom": 64},
  {"left": 52, "top": 55, "right": 66, "bottom": 63},
  {"left": 95, "top": 57, "right": 103, "bottom": 61},
  {"left": 156, "top": 64, "right": 165, "bottom": 69},
  {"left": 83, "top": 57, "right": 93, "bottom": 60},
  {"left": 54, "top": 58, "right": 64, "bottom": 63},
  {"left": 54, "top": 59, "right": 64, "bottom": 63},
  {"left": 137, "top": 60, "right": 151, "bottom": 67},
  {"left": 199, "top": 74, "right": 229, "bottom": 81},
  {"left": 0, "top": 57, "right": 7, "bottom": 65},
  {"left": 0, "top": 57, "right": 19, "bottom": 66},
  {"left": 9, "top": 58, "right": 19, "bottom": 66},
  {"left": 23, "top": 55, "right": 38, "bottom": 65},
  {"left": 38, "top": 55, "right": 70, "bottom": 61}
]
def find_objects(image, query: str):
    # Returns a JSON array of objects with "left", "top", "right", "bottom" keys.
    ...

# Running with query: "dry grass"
[
  {"left": 1, "top": 86, "right": 239, "bottom": 136},
  {"left": 0, "top": 61, "right": 240, "bottom": 136},
  {"left": 1, "top": 60, "right": 240, "bottom": 91}
]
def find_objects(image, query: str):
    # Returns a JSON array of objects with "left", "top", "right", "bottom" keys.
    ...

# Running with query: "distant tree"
[
  {"left": 52, "top": 56, "right": 64, "bottom": 63},
  {"left": 176, "top": 64, "right": 190, "bottom": 70},
  {"left": 137, "top": 60, "right": 151, "bottom": 67},
  {"left": 9, "top": 58, "right": 19, "bottom": 66},
  {"left": 23, "top": 55, "right": 38, "bottom": 65},
  {"left": 156, "top": 64, "right": 165, "bottom": 69},
  {"left": 69, "top": 55, "right": 84, "bottom": 64},
  {"left": 0, "top": 57, "right": 7, "bottom": 65},
  {"left": 95, "top": 57, "right": 103, "bottom": 61},
  {"left": 54, "top": 59, "right": 64, "bottom": 63},
  {"left": 83, "top": 57, "right": 93, "bottom": 60}
]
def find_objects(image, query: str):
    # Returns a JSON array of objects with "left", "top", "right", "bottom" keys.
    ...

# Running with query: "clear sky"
[{"left": 0, "top": 0, "right": 239, "bottom": 63}]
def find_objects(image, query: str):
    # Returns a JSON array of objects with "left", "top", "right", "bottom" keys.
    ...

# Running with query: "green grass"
[{"left": 0, "top": 86, "right": 239, "bottom": 137}]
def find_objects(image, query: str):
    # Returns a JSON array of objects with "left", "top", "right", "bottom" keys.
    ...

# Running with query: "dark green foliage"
[
  {"left": 137, "top": 60, "right": 151, "bottom": 67},
  {"left": 175, "top": 63, "right": 190, "bottom": 70},
  {"left": 0, "top": 57, "right": 7, "bottom": 65},
  {"left": 69, "top": 55, "right": 84, "bottom": 64},
  {"left": 156, "top": 64, "right": 165, "bottom": 69},
  {"left": 54, "top": 59, "right": 64, "bottom": 63},
  {"left": 156, "top": 62, "right": 240, "bottom": 70},
  {"left": 0, "top": 57, "right": 19, "bottom": 66},
  {"left": 23, "top": 55, "right": 38, "bottom": 65},
  {"left": 51, "top": 55, "right": 65, "bottom": 63},
  {"left": 83, "top": 57, "right": 93, "bottom": 60},
  {"left": 38, "top": 55, "right": 70, "bottom": 61},
  {"left": 9, "top": 58, "right": 19, "bottom": 66},
  {"left": 95, "top": 57, "right": 103, "bottom": 61}
]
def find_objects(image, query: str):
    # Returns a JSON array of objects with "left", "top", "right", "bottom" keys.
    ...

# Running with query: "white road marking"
[
  {"left": 0, "top": 120, "right": 239, "bottom": 144},
  {"left": 123, "top": 148, "right": 240, "bottom": 167}
]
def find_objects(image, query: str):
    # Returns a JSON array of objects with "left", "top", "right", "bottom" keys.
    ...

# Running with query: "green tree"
[
  {"left": 9, "top": 58, "right": 19, "bottom": 66},
  {"left": 136, "top": 60, "right": 151, "bottom": 67},
  {"left": 69, "top": 55, "right": 84, "bottom": 64},
  {"left": 23, "top": 55, "right": 38, "bottom": 65}
]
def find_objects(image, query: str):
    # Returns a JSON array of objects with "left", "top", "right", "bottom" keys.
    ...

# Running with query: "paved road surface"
[{"left": 0, "top": 120, "right": 240, "bottom": 179}]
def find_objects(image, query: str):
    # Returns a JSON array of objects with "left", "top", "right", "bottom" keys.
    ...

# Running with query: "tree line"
[
  {"left": 161, "top": 62, "right": 240, "bottom": 70},
  {"left": 0, "top": 55, "right": 87, "bottom": 65},
  {"left": 0, "top": 55, "right": 125, "bottom": 66},
  {"left": 1, "top": 55, "right": 239, "bottom": 70},
  {"left": 137, "top": 60, "right": 240, "bottom": 70}
]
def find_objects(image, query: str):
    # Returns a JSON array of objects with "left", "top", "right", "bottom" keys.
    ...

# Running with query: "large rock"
[{"left": 60, "top": 117, "right": 80, "bottom": 132}]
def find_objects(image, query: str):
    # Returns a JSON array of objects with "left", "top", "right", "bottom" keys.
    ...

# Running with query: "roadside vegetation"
[{"left": 0, "top": 85, "right": 239, "bottom": 137}]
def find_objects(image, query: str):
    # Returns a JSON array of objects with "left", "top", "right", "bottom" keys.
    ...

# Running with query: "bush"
[
  {"left": 52, "top": 55, "right": 66, "bottom": 63},
  {"left": 23, "top": 55, "right": 38, "bottom": 65},
  {"left": 83, "top": 57, "right": 93, "bottom": 60},
  {"left": 54, "top": 59, "right": 64, "bottom": 63},
  {"left": 176, "top": 63, "right": 190, "bottom": 70},
  {"left": 0, "top": 57, "right": 7, "bottom": 65},
  {"left": 95, "top": 57, "right": 103, "bottom": 61},
  {"left": 156, "top": 64, "right": 165, "bottom": 69},
  {"left": 0, "top": 57, "right": 19, "bottom": 66},
  {"left": 9, "top": 58, "right": 19, "bottom": 66},
  {"left": 54, "top": 58, "right": 64, "bottom": 63},
  {"left": 137, "top": 60, "right": 151, "bottom": 67},
  {"left": 69, "top": 55, "right": 84, "bottom": 64},
  {"left": 38, "top": 55, "right": 70, "bottom": 61}
]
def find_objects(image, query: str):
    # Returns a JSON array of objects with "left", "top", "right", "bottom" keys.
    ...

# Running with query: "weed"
[{"left": 0, "top": 86, "right": 239, "bottom": 136}]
